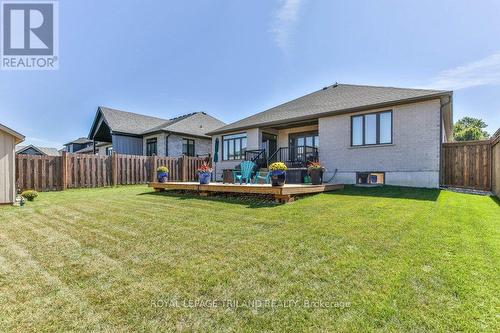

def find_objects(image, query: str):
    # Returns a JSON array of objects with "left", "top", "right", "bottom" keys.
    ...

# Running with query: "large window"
[
  {"left": 223, "top": 133, "right": 247, "bottom": 160},
  {"left": 146, "top": 138, "right": 157, "bottom": 156},
  {"left": 351, "top": 111, "right": 392, "bottom": 146},
  {"left": 182, "top": 138, "right": 195, "bottom": 156}
]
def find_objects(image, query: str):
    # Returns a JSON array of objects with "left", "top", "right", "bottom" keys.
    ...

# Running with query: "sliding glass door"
[{"left": 288, "top": 131, "right": 319, "bottom": 162}]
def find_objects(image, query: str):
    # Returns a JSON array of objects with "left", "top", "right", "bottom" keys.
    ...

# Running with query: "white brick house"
[{"left": 207, "top": 84, "right": 453, "bottom": 188}]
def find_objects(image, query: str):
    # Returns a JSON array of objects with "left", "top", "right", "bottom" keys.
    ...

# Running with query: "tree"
[{"left": 453, "top": 117, "right": 490, "bottom": 141}]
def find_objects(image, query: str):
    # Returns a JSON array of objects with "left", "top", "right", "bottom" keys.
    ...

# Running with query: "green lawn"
[{"left": 0, "top": 185, "right": 498, "bottom": 332}]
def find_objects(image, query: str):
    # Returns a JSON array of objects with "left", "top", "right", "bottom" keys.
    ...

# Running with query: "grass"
[{"left": 0, "top": 185, "right": 498, "bottom": 332}]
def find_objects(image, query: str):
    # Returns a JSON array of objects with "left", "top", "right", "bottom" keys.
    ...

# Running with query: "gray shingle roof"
[
  {"left": 208, "top": 84, "right": 451, "bottom": 135},
  {"left": 16, "top": 145, "right": 61, "bottom": 156},
  {"left": 99, "top": 107, "right": 168, "bottom": 135},
  {"left": 64, "top": 137, "right": 93, "bottom": 145},
  {"left": 142, "top": 112, "right": 226, "bottom": 138},
  {"left": 96, "top": 107, "right": 226, "bottom": 138}
]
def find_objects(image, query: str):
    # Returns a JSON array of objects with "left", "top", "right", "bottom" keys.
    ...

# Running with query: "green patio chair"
[
  {"left": 233, "top": 161, "right": 255, "bottom": 184},
  {"left": 253, "top": 170, "right": 271, "bottom": 184}
]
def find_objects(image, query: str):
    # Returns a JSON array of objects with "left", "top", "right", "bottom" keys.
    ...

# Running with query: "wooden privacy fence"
[
  {"left": 441, "top": 140, "right": 492, "bottom": 190},
  {"left": 16, "top": 152, "right": 209, "bottom": 192}
]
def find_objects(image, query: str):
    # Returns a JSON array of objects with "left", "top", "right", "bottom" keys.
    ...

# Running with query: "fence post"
[
  {"left": 150, "top": 156, "right": 157, "bottom": 183},
  {"left": 61, "top": 151, "right": 68, "bottom": 190},
  {"left": 112, "top": 153, "right": 118, "bottom": 186},
  {"left": 179, "top": 155, "right": 187, "bottom": 182}
]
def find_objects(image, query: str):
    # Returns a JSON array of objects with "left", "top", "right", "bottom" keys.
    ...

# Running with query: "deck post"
[
  {"left": 150, "top": 156, "right": 157, "bottom": 182},
  {"left": 275, "top": 194, "right": 294, "bottom": 203},
  {"left": 180, "top": 155, "right": 188, "bottom": 182}
]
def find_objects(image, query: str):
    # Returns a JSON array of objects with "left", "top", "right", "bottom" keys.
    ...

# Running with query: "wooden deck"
[{"left": 149, "top": 182, "right": 344, "bottom": 203}]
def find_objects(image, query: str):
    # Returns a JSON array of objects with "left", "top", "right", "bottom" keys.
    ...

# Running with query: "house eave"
[
  {"left": 207, "top": 92, "right": 452, "bottom": 136},
  {"left": 141, "top": 129, "right": 211, "bottom": 140}
]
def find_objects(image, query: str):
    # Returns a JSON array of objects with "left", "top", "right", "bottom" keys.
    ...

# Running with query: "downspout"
[
  {"left": 439, "top": 95, "right": 452, "bottom": 186},
  {"left": 165, "top": 132, "right": 171, "bottom": 156}
]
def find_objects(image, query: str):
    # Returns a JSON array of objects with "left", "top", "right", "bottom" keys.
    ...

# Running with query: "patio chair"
[
  {"left": 233, "top": 161, "right": 255, "bottom": 184},
  {"left": 253, "top": 169, "right": 271, "bottom": 184}
]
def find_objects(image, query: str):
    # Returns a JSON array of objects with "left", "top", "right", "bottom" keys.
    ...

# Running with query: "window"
[
  {"left": 105, "top": 146, "right": 113, "bottom": 156},
  {"left": 222, "top": 133, "right": 247, "bottom": 160},
  {"left": 146, "top": 138, "right": 157, "bottom": 156},
  {"left": 182, "top": 138, "right": 195, "bottom": 156},
  {"left": 357, "top": 172, "right": 385, "bottom": 185},
  {"left": 351, "top": 111, "right": 392, "bottom": 146}
]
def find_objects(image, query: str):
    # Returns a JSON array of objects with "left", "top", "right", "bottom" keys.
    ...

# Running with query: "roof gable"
[{"left": 16, "top": 145, "right": 61, "bottom": 156}]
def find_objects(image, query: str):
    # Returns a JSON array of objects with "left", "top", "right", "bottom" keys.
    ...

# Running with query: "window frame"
[
  {"left": 222, "top": 132, "right": 247, "bottom": 161},
  {"left": 105, "top": 146, "right": 113, "bottom": 156},
  {"left": 146, "top": 138, "right": 158, "bottom": 156},
  {"left": 351, "top": 110, "right": 393, "bottom": 146},
  {"left": 182, "top": 138, "right": 195, "bottom": 157}
]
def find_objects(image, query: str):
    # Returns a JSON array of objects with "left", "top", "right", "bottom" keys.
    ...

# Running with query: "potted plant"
[
  {"left": 269, "top": 162, "right": 288, "bottom": 186},
  {"left": 307, "top": 162, "right": 324, "bottom": 185},
  {"left": 197, "top": 162, "right": 213, "bottom": 184},
  {"left": 156, "top": 166, "right": 169, "bottom": 183}
]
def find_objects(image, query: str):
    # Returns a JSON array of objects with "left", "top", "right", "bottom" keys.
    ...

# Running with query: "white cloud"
[
  {"left": 426, "top": 52, "right": 500, "bottom": 90},
  {"left": 271, "top": 0, "right": 304, "bottom": 51}
]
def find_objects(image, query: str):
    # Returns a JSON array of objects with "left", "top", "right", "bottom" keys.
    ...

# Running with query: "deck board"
[{"left": 149, "top": 182, "right": 344, "bottom": 202}]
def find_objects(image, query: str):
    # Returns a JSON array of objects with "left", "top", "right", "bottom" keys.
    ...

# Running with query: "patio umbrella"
[
  {"left": 213, "top": 138, "right": 219, "bottom": 180},
  {"left": 214, "top": 138, "right": 219, "bottom": 163}
]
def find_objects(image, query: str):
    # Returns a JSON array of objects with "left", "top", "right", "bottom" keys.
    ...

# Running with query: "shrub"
[
  {"left": 21, "top": 190, "right": 38, "bottom": 201},
  {"left": 197, "top": 162, "right": 213, "bottom": 173},
  {"left": 268, "top": 162, "right": 288, "bottom": 171},
  {"left": 156, "top": 166, "right": 169, "bottom": 173}
]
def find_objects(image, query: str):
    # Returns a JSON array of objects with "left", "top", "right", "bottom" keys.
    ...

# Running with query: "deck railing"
[
  {"left": 268, "top": 146, "right": 318, "bottom": 167},
  {"left": 244, "top": 149, "right": 267, "bottom": 168}
]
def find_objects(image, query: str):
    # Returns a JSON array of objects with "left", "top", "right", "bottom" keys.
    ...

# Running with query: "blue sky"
[{"left": 1, "top": 0, "right": 499, "bottom": 147}]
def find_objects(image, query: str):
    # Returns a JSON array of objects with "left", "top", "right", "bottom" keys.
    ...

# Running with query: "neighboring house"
[
  {"left": 63, "top": 137, "right": 93, "bottom": 153},
  {"left": 207, "top": 83, "right": 453, "bottom": 188},
  {"left": 16, "top": 145, "right": 61, "bottom": 156},
  {"left": 88, "top": 107, "right": 226, "bottom": 157},
  {"left": 0, "top": 123, "right": 24, "bottom": 204},
  {"left": 73, "top": 142, "right": 109, "bottom": 155}
]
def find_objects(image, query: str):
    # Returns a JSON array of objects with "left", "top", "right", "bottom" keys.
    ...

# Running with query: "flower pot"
[
  {"left": 157, "top": 172, "right": 168, "bottom": 183},
  {"left": 309, "top": 168, "right": 323, "bottom": 185},
  {"left": 271, "top": 170, "right": 286, "bottom": 186},
  {"left": 199, "top": 172, "right": 211, "bottom": 185}
]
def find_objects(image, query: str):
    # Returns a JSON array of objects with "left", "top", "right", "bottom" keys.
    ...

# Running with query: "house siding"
[
  {"left": 319, "top": 99, "right": 442, "bottom": 188},
  {"left": 167, "top": 134, "right": 212, "bottom": 157},
  {"left": 0, "top": 131, "right": 16, "bottom": 204},
  {"left": 112, "top": 134, "right": 143, "bottom": 155},
  {"left": 143, "top": 133, "right": 167, "bottom": 156},
  {"left": 97, "top": 144, "right": 113, "bottom": 155}
]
